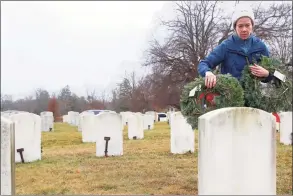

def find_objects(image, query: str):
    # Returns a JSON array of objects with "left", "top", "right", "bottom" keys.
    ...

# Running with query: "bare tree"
[
  {"left": 86, "top": 89, "right": 97, "bottom": 105},
  {"left": 1, "top": 94, "right": 14, "bottom": 111},
  {"left": 99, "top": 89, "right": 110, "bottom": 108},
  {"left": 143, "top": 1, "right": 227, "bottom": 109},
  {"left": 253, "top": 2, "right": 292, "bottom": 41},
  {"left": 85, "top": 89, "right": 106, "bottom": 110},
  {"left": 144, "top": 1, "right": 226, "bottom": 82},
  {"left": 267, "top": 31, "right": 292, "bottom": 64}
]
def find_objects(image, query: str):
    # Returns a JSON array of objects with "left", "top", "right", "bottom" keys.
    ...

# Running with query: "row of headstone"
[
  {"left": 116, "top": 110, "right": 169, "bottom": 129},
  {"left": 79, "top": 111, "right": 123, "bottom": 156},
  {"left": 80, "top": 110, "right": 118, "bottom": 141},
  {"left": 270, "top": 111, "right": 292, "bottom": 145},
  {"left": 62, "top": 111, "right": 82, "bottom": 127},
  {"left": 40, "top": 111, "right": 54, "bottom": 132},
  {"left": 78, "top": 110, "right": 118, "bottom": 131},
  {"left": 145, "top": 111, "right": 156, "bottom": 122},
  {"left": 1, "top": 110, "right": 42, "bottom": 163},
  {"left": 1, "top": 108, "right": 291, "bottom": 194},
  {"left": 80, "top": 111, "right": 154, "bottom": 142},
  {"left": 120, "top": 111, "right": 131, "bottom": 126},
  {"left": 121, "top": 111, "right": 158, "bottom": 126},
  {"left": 0, "top": 109, "right": 159, "bottom": 195},
  {"left": 121, "top": 111, "right": 155, "bottom": 128},
  {"left": 1, "top": 111, "right": 124, "bottom": 195},
  {"left": 92, "top": 111, "right": 156, "bottom": 155}
]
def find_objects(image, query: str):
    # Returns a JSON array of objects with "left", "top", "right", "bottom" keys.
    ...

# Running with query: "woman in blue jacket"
[{"left": 198, "top": 6, "right": 273, "bottom": 88}]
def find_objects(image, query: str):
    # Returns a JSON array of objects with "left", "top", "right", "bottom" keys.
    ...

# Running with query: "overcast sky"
[{"left": 1, "top": 1, "right": 287, "bottom": 100}]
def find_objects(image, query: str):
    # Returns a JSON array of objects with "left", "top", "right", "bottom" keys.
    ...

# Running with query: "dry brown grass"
[{"left": 15, "top": 122, "right": 292, "bottom": 195}]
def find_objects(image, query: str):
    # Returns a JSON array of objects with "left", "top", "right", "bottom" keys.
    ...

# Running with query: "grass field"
[{"left": 15, "top": 122, "right": 292, "bottom": 195}]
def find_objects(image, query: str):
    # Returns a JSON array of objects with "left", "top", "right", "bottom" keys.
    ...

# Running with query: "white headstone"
[
  {"left": 120, "top": 111, "right": 133, "bottom": 126},
  {"left": 143, "top": 114, "right": 154, "bottom": 130},
  {"left": 40, "top": 111, "right": 54, "bottom": 132},
  {"left": 145, "top": 111, "right": 156, "bottom": 123},
  {"left": 118, "top": 113, "right": 124, "bottom": 131},
  {"left": 68, "top": 111, "right": 80, "bottom": 126},
  {"left": 170, "top": 112, "right": 194, "bottom": 154},
  {"left": 1, "top": 117, "right": 15, "bottom": 195},
  {"left": 6, "top": 112, "right": 42, "bottom": 163},
  {"left": 167, "top": 111, "right": 170, "bottom": 123},
  {"left": 62, "top": 115, "right": 69, "bottom": 123},
  {"left": 276, "top": 122, "right": 280, "bottom": 132},
  {"left": 1, "top": 110, "right": 26, "bottom": 117},
  {"left": 198, "top": 107, "right": 276, "bottom": 195},
  {"left": 279, "top": 111, "right": 292, "bottom": 145},
  {"left": 169, "top": 112, "right": 176, "bottom": 128},
  {"left": 128, "top": 113, "right": 144, "bottom": 140},
  {"left": 95, "top": 112, "right": 123, "bottom": 157},
  {"left": 120, "top": 112, "right": 127, "bottom": 126},
  {"left": 78, "top": 111, "right": 95, "bottom": 132},
  {"left": 81, "top": 113, "right": 97, "bottom": 142}
]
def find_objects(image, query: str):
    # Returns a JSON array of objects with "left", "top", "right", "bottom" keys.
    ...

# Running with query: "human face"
[{"left": 235, "top": 17, "right": 253, "bottom": 40}]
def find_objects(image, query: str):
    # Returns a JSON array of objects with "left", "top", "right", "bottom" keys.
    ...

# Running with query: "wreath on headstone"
[
  {"left": 180, "top": 74, "right": 245, "bottom": 129},
  {"left": 180, "top": 56, "right": 292, "bottom": 130}
]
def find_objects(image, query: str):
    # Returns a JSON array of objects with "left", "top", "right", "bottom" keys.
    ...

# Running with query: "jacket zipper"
[{"left": 227, "top": 49, "right": 247, "bottom": 57}]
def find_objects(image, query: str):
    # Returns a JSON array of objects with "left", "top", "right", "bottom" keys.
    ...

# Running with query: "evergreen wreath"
[
  {"left": 240, "top": 56, "right": 292, "bottom": 113},
  {"left": 180, "top": 56, "right": 292, "bottom": 130},
  {"left": 180, "top": 74, "right": 245, "bottom": 129}
]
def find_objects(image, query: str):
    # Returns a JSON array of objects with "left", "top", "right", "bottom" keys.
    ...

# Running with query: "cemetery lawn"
[{"left": 16, "top": 122, "right": 292, "bottom": 195}]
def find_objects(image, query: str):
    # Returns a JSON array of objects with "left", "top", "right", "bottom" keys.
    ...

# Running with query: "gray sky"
[
  {"left": 1, "top": 1, "right": 168, "bottom": 99},
  {"left": 1, "top": 1, "right": 287, "bottom": 100}
]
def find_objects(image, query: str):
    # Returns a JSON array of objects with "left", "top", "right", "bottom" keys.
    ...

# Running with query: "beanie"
[{"left": 231, "top": 5, "right": 255, "bottom": 29}]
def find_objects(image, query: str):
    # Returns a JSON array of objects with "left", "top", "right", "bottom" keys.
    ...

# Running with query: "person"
[{"left": 198, "top": 6, "right": 274, "bottom": 88}]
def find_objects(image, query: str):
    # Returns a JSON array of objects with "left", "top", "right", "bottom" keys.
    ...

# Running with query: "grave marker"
[
  {"left": 198, "top": 107, "right": 276, "bottom": 195},
  {"left": 1, "top": 117, "right": 16, "bottom": 195},
  {"left": 279, "top": 111, "right": 292, "bottom": 145},
  {"left": 143, "top": 114, "right": 154, "bottom": 130},
  {"left": 96, "top": 112, "right": 123, "bottom": 157},
  {"left": 170, "top": 112, "right": 194, "bottom": 154},
  {"left": 128, "top": 113, "right": 144, "bottom": 140}
]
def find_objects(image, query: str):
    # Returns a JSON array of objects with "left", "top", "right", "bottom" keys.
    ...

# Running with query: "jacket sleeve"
[
  {"left": 198, "top": 43, "right": 226, "bottom": 77},
  {"left": 262, "top": 43, "right": 270, "bottom": 57},
  {"left": 260, "top": 43, "right": 274, "bottom": 83}
]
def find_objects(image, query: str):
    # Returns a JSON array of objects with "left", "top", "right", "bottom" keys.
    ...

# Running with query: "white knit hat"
[{"left": 231, "top": 5, "right": 255, "bottom": 29}]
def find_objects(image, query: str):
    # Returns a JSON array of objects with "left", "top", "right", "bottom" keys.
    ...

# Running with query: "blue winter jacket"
[{"left": 198, "top": 34, "right": 273, "bottom": 83}]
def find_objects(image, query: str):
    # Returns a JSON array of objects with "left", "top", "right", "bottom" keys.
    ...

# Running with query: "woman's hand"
[
  {"left": 249, "top": 64, "right": 269, "bottom": 78},
  {"left": 205, "top": 71, "right": 217, "bottom": 88}
]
